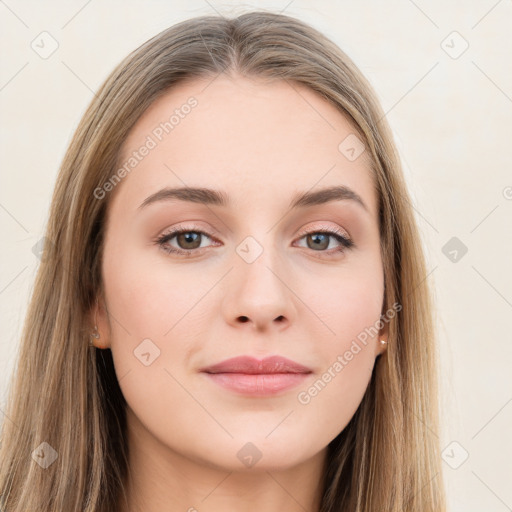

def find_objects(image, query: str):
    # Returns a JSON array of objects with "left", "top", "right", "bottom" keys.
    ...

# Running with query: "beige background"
[{"left": 1, "top": 1, "right": 511, "bottom": 510}]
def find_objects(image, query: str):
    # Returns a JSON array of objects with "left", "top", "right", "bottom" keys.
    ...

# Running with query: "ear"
[{"left": 89, "top": 296, "right": 111, "bottom": 349}]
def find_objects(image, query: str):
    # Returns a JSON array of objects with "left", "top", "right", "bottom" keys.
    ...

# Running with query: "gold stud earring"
[
  {"left": 379, "top": 339, "right": 388, "bottom": 345},
  {"left": 89, "top": 326, "right": 100, "bottom": 347}
]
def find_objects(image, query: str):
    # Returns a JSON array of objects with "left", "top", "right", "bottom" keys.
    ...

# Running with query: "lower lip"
[{"left": 203, "top": 372, "right": 311, "bottom": 396}]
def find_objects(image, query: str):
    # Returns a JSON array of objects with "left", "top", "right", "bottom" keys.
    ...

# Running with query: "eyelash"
[{"left": 154, "top": 225, "right": 354, "bottom": 258}]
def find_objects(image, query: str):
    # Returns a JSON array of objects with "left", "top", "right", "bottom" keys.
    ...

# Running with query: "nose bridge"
[
  {"left": 237, "top": 231, "right": 287, "bottom": 300},
  {"left": 222, "top": 231, "right": 296, "bottom": 330}
]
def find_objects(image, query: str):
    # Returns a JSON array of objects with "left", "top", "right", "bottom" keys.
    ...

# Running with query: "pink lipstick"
[{"left": 200, "top": 355, "right": 312, "bottom": 396}]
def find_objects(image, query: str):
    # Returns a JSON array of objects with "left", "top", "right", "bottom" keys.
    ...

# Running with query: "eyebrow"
[{"left": 138, "top": 185, "right": 369, "bottom": 213}]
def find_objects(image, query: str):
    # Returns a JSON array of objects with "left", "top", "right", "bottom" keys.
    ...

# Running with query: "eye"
[
  {"left": 294, "top": 227, "right": 354, "bottom": 256},
  {"left": 155, "top": 226, "right": 219, "bottom": 257}
]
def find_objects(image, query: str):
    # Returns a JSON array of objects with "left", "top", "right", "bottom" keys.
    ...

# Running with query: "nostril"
[{"left": 239, "top": 316, "right": 249, "bottom": 323}]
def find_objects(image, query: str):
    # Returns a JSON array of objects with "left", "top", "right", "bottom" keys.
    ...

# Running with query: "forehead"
[{"left": 110, "top": 74, "right": 376, "bottom": 217}]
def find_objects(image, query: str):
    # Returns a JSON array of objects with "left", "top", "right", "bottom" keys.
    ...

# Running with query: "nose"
[{"left": 222, "top": 246, "right": 297, "bottom": 333}]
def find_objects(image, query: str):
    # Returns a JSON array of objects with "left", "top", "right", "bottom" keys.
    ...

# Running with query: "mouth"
[{"left": 200, "top": 355, "right": 313, "bottom": 396}]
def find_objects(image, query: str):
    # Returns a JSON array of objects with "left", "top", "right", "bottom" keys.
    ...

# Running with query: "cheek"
[
  {"left": 102, "top": 242, "right": 218, "bottom": 385},
  {"left": 305, "top": 262, "right": 384, "bottom": 343},
  {"left": 292, "top": 265, "right": 383, "bottom": 431},
  {"left": 103, "top": 241, "right": 208, "bottom": 339}
]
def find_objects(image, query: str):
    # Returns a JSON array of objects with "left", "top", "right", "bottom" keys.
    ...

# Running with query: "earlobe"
[{"left": 88, "top": 297, "right": 110, "bottom": 349}]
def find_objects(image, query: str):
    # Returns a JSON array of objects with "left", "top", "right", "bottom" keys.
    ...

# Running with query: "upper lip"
[{"left": 200, "top": 356, "right": 312, "bottom": 375}]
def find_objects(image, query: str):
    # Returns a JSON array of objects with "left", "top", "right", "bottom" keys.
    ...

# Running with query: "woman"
[{"left": 0, "top": 10, "right": 446, "bottom": 512}]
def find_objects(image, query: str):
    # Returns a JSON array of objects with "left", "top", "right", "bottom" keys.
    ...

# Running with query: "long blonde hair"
[{"left": 0, "top": 11, "right": 445, "bottom": 511}]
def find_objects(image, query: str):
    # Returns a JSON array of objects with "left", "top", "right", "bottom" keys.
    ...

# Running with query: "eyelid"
[
  {"left": 157, "top": 223, "right": 219, "bottom": 240},
  {"left": 295, "top": 223, "right": 351, "bottom": 241}
]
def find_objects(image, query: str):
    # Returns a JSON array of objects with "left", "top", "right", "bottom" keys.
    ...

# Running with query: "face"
[{"left": 94, "top": 74, "right": 388, "bottom": 473}]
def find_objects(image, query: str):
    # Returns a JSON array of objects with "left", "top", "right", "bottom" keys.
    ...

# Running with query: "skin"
[{"left": 92, "top": 73, "right": 388, "bottom": 512}]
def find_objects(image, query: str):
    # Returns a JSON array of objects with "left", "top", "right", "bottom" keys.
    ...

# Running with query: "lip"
[
  {"left": 200, "top": 356, "right": 313, "bottom": 396},
  {"left": 200, "top": 355, "right": 312, "bottom": 375}
]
